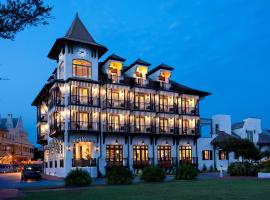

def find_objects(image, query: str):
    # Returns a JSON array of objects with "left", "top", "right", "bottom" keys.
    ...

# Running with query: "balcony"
[
  {"left": 180, "top": 107, "right": 199, "bottom": 115},
  {"left": 37, "top": 113, "right": 47, "bottom": 122},
  {"left": 133, "top": 102, "right": 155, "bottom": 112},
  {"left": 133, "top": 158, "right": 153, "bottom": 168},
  {"left": 131, "top": 125, "right": 156, "bottom": 134},
  {"left": 72, "top": 158, "right": 97, "bottom": 167},
  {"left": 179, "top": 157, "right": 198, "bottom": 165},
  {"left": 107, "top": 74, "right": 121, "bottom": 84},
  {"left": 158, "top": 104, "right": 177, "bottom": 114},
  {"left": 49, "top": 122, "right": 65, "bottom": 136},
  {"left": 103, "top": 99, "right": 130, "bottom": 109},
  {"left": 157, "top": 157, "right": 177, "bottom": 168},
  {"left": 48, "top": 97, "right": 65, "bottom": 110},
  {"left": 69, "top": 121, "right": 99, "bottom": 131},
  {"left": 180, "top": 127, "right": 198, "bottom": 136},
  {"left": 134, "top": 78, "right": 149, "bottom": 87},
  {"left": 103, "top": 123, "right": 130, "bottom": 133},
  {"left": 69, "top": 95, "right": 100, "bottom": 107},
  {"left": 106, "top": 158, "right": 128, "bottom": 167},
  {"left": 159, "top": 126, "right": 175, "bottom": 135},
  {"left": 159, "top": 82, "right": 171, "bottom": 90}
]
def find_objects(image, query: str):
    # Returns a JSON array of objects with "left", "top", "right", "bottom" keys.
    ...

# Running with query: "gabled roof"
[
  {"left": 147, "top": 63, "right": 174, "bottom": 76},
  {"left": 103, "top": 53, "right": 126, "bottom": 63},
  {"left": 232, "top": 121, "right": 245, "bottom": 130},
  {"left": 211, "top": 131, "right": 235, "bottom": 145},
  {"left": 48, "top": 13, "right": 108, "bottom": 60}
]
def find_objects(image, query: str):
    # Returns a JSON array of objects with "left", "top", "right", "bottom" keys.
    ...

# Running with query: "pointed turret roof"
[{"left": 48, "top": 13, "right": 107, "bottom": 60}]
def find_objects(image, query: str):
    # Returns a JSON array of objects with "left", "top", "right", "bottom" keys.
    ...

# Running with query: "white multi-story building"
[
  {"left": 198, "top": 114, "right": 270, "bottom": 171},
  {"left": 32, "top": 14, "right": 210, "bottom": 177}
]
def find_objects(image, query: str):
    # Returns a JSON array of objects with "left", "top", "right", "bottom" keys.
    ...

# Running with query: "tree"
[
  {"left": 217, "top": 137, "right": 261, "bottom": 161},
  {"left": 0, "top": 0, "right": 52, "bottom": 40}
]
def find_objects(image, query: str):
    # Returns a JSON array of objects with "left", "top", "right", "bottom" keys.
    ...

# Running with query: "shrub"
[
  {"left": 209, "top": 165, "right": 215, "bottom": 172},
  {"left": 141, "top": 166, "right": 165, "bottom": 182},
  {"left": 64, "top": 168, "right": 92, "bottom": 186},
  {"left": 107, "top": 167, "right": 133, "bottom": 185},
  {"left": 228, "top": 162, "right": 259, "bottom": 176},
  {"left": 175, "top": 164, "right": 198, "bottom": 180}
]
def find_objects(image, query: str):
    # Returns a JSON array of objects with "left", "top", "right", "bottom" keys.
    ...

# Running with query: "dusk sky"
[{"left": 0, "top": 0, "right": 269, "bottom": 145}]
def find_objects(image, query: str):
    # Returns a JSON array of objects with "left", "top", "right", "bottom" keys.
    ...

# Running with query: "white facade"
[{"left": 33, "top": 14, "right": 208, "bottom": 178}]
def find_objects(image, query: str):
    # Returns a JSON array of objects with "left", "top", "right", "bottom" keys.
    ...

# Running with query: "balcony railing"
[
  {"left": 179, "top": 157, "right": 198, "bottom": 165},
  {"left": 48, "top": 97, "right": 65, "bottom": 109},
  {"left": 103, "top": 123, "right": 130, "bottom": 133},
  {"left": 69, "top": 121, "right": 99, "bottom": 131},
  {"left": 69, "top": 95, "right": 100, "bottom": 107},
  {"left": 50, "top": 122, "right": 65, "bottom": 134},
  {"left": 72, "top": 158, "right": 97, "bottom": 167},
  {"left": 106, "top": 158, "right": 128, "bottom": 167},
  {"left": 133, "top": 158, "right": 153, "bottom": 168},
  {"left": 103, "top": 99, "right": 130, "bottom": 109},
  {"left": 158, "top": 126, "right": 175, "bottom": 134},
  {"left": 180, "top": 107, "right": 199, "bottom": 115},
  {"left": 107, "top": 74, "right": 121, "bottom": 84},
  {"left": 180, "top": 128, "right": 198, "bottom": 136},
  {"left": 134, "top": 78, "right": 149, "bottom": 87},
  {"left": 131, "top": 125, "right": 156, "bottom": 134},
  {"left": 158, "top": 104, "right": 177, "bottom": 113},
  {"left": 157, "top": 157, "right": 177, "bottom": 168},
  {"left": 133, "top": 102, "right": 155, "bottom": 111},
  {"left": 159, "top": 82, "right": 171, "bottom": 90},
  {"left": 38, "top": 114, "right": 47, "bottom": 122}
]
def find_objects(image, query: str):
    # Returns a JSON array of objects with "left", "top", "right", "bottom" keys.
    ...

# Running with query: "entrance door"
[
  {"left": 133, "top": 145, "right": 148, "bottom": 167},
  {"left": 106, "top": 145, "right": 123, "bottom": 166},
  {"left": 179, "top": 145, "right": 192, "bottom": 163}
]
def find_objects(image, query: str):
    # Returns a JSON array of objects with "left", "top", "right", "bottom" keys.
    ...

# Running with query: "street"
[{"left": 0, "top": 172, "right": 64, "bottom": 189}]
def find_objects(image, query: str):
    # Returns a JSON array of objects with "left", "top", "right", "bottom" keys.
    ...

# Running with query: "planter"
[{"left": 258, "top": 172, "right": 270, "bottom": 178}]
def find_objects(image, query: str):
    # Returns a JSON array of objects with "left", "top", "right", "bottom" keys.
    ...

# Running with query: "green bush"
[
  {"left": 228, "top": 162, "right": 259, "bottom": 176},
  {"left": 107, "top": 167, "right": 133, "bottom": 185},
  {"left": 64, "top": 168, "right": 92, "bottom": 186},
  {"left": 175, "top": 164, "right": 198, "bottom": 180},
  {"left": 141, "top": 166, "right": 165, "bottom": 182}
]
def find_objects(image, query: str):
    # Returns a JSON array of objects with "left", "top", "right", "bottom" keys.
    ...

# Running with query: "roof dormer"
[
  {"left": 147, "top": 63, "right": 174, "bottom": 89},
  {"left": 102, "top": 53, "right": 126, "bottom": 83},
  {"left": 123, "top": 58, "right": 151, "bottom": 86}
]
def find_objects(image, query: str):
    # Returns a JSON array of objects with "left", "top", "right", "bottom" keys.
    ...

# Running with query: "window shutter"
[
  {"left": 210, "top": 151, "right": 213, "bottom": 160},
  {"left": 202, "top": 151, "right": 205, "bottom": 160}
]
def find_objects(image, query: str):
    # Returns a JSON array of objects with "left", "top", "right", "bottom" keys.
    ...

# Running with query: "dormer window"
[
  {"left": 108, "top": 61, "right": 122, "bottom": 83},
  {"left": 72, "top": 59, "right": 92, "bottom": 79}
]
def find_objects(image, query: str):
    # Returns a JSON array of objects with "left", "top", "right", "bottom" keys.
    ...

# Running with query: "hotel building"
[{"left": 32, "top": 14, "right": 210, "bottom": 177}]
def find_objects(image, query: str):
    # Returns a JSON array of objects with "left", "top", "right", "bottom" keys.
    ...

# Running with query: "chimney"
[{"left": 6, "top": 114, "right": 13, "bottom": 129}]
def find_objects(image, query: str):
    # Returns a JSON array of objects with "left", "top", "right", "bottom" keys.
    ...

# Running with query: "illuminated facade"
[
  {"left": 32, "top": 14, "right": 209, "bottom": 177},
  {"left": 0, "top": 114, "right": 34, "bottom": 164}
]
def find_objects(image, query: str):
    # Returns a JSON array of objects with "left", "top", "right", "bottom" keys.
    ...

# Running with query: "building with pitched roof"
[
  {"left": 0, "top": 114, "right": 34, "bottom": 164},
  {"left": 32, "top": 14, "right": 210, "bottom": 177}
]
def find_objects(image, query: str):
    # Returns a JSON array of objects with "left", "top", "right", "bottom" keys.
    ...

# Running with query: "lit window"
[
  {"left": 219, "top": 150, "right": 227, "bottom": 160},
  {"left": 202, "top": 150, "right": 212, "bottom": 160},
  {"left": 72, "top": 59, "right": 92, "bottom": 79}
]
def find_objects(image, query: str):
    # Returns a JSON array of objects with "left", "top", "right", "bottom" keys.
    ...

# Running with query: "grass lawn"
[{"left": 19, "top": 179, "right": 270, "bottom": 200}]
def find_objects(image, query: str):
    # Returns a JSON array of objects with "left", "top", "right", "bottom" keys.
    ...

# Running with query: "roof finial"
[{"left": 75, "top": 12, "right": 79, "bottom": 17}]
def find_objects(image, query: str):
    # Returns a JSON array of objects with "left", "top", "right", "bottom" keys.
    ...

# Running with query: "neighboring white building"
[
  {"left": 32, "top": 14, "right": 210, "bottom": 177},
  {"left": 198, "top": 114, "right": 270, "bottom": 171}
]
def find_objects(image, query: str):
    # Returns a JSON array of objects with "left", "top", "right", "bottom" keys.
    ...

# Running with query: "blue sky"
[{"left": 0, "top": 0, "right": 269, "bottom": 145}]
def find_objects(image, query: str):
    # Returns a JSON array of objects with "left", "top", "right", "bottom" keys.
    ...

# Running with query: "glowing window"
[{"left": 72, "top": 59, "right": 92, "bottom": 79}]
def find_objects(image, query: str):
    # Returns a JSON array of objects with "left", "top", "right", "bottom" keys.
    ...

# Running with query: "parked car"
[
  {"left": 0, "top": 164, "right": 14, "bottom": 173},
  {"left": 21, "top": 165, "right": 42, "bottom": 181}
]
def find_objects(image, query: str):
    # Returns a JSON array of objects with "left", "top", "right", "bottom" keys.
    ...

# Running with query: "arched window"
[{"left": 72, "top": 59, "right": 92, "bottom": 79}]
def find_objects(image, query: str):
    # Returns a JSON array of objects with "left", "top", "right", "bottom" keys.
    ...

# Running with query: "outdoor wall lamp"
[
  {"left": 115, "top": 140, "right": 118, "bottom": 144},
  {"left": 95, "top": 146, "right": 100, "bottom": 152},
  {"left": 67, "top": 145, "right": 71, "bottom": 152}
]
